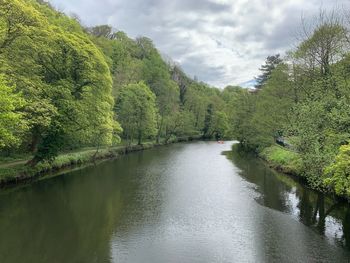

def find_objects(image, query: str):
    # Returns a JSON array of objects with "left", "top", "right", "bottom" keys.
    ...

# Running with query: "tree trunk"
[
  {"left": 30, "top": 133, "right": 40, "bottom": 153},
  {"left": 138, "top": 130, "right": 142, "bottom": 145},
  {"left": 92, "top": 143, "right": 100, "bottom": 161},
  {"left": 26, "top": 156, "right": 40, "bottom": 167}
]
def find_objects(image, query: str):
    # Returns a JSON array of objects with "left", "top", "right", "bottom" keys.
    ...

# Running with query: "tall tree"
[
  {"left": 0, "top": 0, "right": 121, "bottom": 164},
  {"left": 295, "top": 13, "right": 347, "bottom": 77},
  {"left": 116, "top": 82, "right": 157, "bottom": 145},
  {"left": 255, "top": 54, "right": 282, "bottom": 89}
]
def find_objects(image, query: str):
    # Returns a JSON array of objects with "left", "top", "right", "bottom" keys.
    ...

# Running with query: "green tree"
[
  {"left": 116, "top": 82, "right": 157, "bottom": 145},
  {"left": 222, "top": 87, "right": 257, "bottom": 148},
  {"left": 324, "top": 144, "right": 350, "bottom": 197},
  {"left": 255, "top": 54, "right": 282, "bottom": 89},
  {"left": 87, "top": 25, "right": 115, "bottom": 39},
  {"left": 252, "top": 64, "right": 295, "bottom": 147},
  {"left": 294, "top": 23, "right": 346, "bottom": 77},
  {"left": 206, "top": 111, "right": 229, "bottom": 140},
  {"left": 0, "top": 0, "right": 121, "bottom": 164}
]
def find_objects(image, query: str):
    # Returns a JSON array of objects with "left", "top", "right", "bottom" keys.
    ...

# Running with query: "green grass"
[{"left": 260, "top": 145, "right": 302, "bottom": 175}]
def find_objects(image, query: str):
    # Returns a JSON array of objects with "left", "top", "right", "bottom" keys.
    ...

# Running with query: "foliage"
[
  {"left": 0, "top": 75, "right": 27, "bottom": 149},
  {"left": 260, "top": 146, "right": 302, "bottom": 175},
  {"left": 116, "top": 82, "right": 157, "bottom": 145},
  {"left": 224, "top": 87, "right": 258, "bottom": 148},
  {"left": 228, "top": 13, "right": 350, "bottom": 197},
  {"left": 91, "top": 25, "right": 228, "bottom": 143},
  {"left": 0, "top": 0, "right": 231, "bottom": 170},
  {"left": 0, "top": 0, "right": 121, "bottom": 164},
  {"left": 324, "top": 144, "right": 350, "bottom": 197},
  {"left": 255, "top": 54, "right": 282, "bottom": 89}
]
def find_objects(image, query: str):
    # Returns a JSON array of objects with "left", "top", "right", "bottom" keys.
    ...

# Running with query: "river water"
[{"left": 0, "top": 141, "right": 349, "bottom": 262}]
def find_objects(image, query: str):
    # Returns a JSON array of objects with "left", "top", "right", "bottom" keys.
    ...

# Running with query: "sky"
[{"left": 48, "top": 0, "right": 350, "bottom": 88}]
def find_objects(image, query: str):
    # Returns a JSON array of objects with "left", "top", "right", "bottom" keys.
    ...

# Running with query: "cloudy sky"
[{"left": 48, "top": 0, "right": 350, "bottom": 88}]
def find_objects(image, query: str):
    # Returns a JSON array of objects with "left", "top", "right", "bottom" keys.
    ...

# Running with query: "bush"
[{"left": 324, "top": 144, "right": 350, "bottom": 198}]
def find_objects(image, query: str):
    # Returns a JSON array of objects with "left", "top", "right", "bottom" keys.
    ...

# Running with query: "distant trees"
[
  {"left": 224, "top": 87, "right": 257, "bottom": 148},
  {"left": 206, "top": 111, "right": 229, "bottom": 140},
  {"left": 87, "top": 25, "right": 115, "bottom": 39},
  {"left": 91, "top": 23, "right": 229, "bottom": 145}
]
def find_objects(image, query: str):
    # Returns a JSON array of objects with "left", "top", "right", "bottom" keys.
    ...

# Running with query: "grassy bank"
[
  {"left": 0, "top": 136, "right": 200, "bottom": 187},
  {"left": 259, "top": 145, "right": 303, "bottom": 176}
]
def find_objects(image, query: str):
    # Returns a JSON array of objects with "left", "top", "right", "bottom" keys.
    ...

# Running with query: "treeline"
[
  {"left": 0, "top": 0, "right": 229, "bottom": 165},
  {"left": 228, "top": 12, "right": 350, "bottom": 198}
]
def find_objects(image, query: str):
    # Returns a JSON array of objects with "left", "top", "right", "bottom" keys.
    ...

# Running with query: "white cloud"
[{"left": 48, "top": 0, "right": 350, "bottom": 88}]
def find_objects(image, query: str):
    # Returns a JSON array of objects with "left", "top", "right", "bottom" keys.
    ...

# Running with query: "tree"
[
  {"left": 153, "top": 79, "right": 179, "bottom": 143},
  {"left": 87, "top": 25, "right": 115, "bottom": 39},
  {"left": 206, "top": 111, "right": 229, "bottom": 140},
  {"left": 255, "top": 54, "right": 282, "bottom": 89},
  {"left": 252, "top": 64, "right": 295, "bottom": 147},
  {"left": 162, "top": 110, "right": 196, "bottom": 143},
  {"left": 183, "top": 83, "right": 208, "bottom": 132},
  {"left": 116, "top": 82, "right": 157, "bottom": 145},
  {"left": 170, "top": 65, "right": 191, "bottom": 105},
  {"left": 203, "top": 103, "right": 214, "bottom": 138},
  {"left": 225, "top": 87, "right": 258, "bottom": 148},
  {"left": 0, "top": 0, "right": 121, "bottom": 165},
  {"left": 295, "top": 12, "right": 347, "bottom": 77},
  {"left": 295, "top": 24, "right": 346, "bottom": 77}
]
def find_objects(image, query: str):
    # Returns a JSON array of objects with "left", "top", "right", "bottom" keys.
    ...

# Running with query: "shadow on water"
[
  {"left": 0, "top": 149, "right": 167, "bottom": 263},
  {"left": 225, "top": 145, "right": 350, "bottom": 251}
]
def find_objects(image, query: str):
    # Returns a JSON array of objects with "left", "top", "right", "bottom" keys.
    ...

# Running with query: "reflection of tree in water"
[
  {"left": 298, "top": 189, "right": 314, "bottom": 226},
  {"left": 0, "top": 149, "right": 166, "bottom": 263},
  {"left": 343, "top": 207, "right": 350, "bottom": 250},
  {"left": 298, "top": 191, "right": 349, "bottom": 247},
  {"left": 228, "top": 145, "right": 350, "bottom": 251},
  {"left": 226, "top": 147, "right": 291, "bottom": 212}
]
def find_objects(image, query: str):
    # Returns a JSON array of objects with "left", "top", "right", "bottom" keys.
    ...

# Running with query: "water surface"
[{"left": 0, "top": 142, "right": 349, "bottom": 262}]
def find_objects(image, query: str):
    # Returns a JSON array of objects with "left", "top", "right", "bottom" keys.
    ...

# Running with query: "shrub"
[{"left": 324, "top": 144, "right": 350, "bottom": 198}]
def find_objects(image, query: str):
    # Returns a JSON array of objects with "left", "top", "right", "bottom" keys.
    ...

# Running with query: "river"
[{"left": 0, "top": 141, "right": 349, "bottom": 262}]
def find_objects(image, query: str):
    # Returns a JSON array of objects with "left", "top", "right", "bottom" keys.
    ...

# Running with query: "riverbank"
[
  {"left": 256, "top": 144, "right": 350, "bottom": 201},
  {"left": 0, "top": 136, "right": 200, "bottom": 187},
  {"left": 259, "top": 145, "right": 302, "bottom": 176}
]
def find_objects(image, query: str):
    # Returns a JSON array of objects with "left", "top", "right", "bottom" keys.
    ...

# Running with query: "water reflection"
[
  {"left": 227, "top": 145, "right": 350, "bottom": 250},
  {"left": 0, "top": 152, "right": 157, "bottom": 263}
]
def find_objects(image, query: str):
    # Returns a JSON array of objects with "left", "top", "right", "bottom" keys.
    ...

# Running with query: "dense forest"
[
  {"left": 1, "top": 0, "right": 350, "bottom": 200},
  {"left": 0, "top": 1, "right": 229, "bottom": 166}
]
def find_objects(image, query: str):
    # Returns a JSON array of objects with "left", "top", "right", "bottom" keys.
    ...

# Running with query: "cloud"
[{"left": 48, "top": 0, "right": 350, "bottom": 88}]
